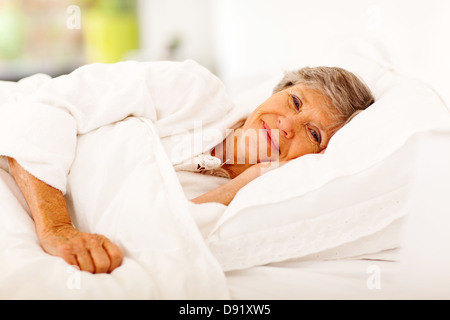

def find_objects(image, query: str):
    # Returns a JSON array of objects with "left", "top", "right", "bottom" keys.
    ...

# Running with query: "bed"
[{"left": 1, "top": 42, "right": 449, "bottom": 300}]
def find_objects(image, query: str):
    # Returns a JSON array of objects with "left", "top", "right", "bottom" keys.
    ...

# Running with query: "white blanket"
[{"left": 0, "top": 60, "right": 241, "bottom": 299}]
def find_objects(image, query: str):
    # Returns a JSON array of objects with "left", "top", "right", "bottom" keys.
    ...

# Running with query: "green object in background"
[
  {"left": 83, "top": 1, "right": 139, "bottom": 63},
  {"left": 0, "top": 2, "right": 25, "bottom": 60}
]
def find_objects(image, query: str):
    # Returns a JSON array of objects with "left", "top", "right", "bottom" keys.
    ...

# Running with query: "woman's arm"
[
  {"left": 191, "top": 161, "right": 285, "bottom": 206},
  {"left": 8, "top": 157, "right": 122, "bottom": 273}
]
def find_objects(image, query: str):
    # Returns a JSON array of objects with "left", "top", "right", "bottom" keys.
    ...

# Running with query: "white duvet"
[{"left": 0, "top": 60, "right": 241, "bottom": 299}]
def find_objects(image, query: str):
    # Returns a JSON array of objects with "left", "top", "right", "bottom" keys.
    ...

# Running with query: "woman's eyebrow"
[
  {"left": 292, "top": 87, "right": 309, "bottom": 105},
  {"left": 315, "top": 122, "right": 331, "bottom": 147},
  {"left": 310, "top": 115, "right": 329, "bottom": 141}
]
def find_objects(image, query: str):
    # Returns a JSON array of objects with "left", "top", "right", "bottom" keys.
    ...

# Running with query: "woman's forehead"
[{"left": 289, "top": 83, "right": 329, "bottom": 105}]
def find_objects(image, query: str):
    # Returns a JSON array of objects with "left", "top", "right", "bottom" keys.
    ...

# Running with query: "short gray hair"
[{"left": 273, "top": 66, "right": 375, "bottom": 134}]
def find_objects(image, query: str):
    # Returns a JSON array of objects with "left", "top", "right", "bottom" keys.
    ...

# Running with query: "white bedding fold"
[
  {"left": 0, "top": 59, "right": 243, "bottom": 193},
  {"left": 0, "top": 60, "right": 239, "bottom": 299}
]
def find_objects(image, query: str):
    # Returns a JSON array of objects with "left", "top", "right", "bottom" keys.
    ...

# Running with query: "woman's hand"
[
  {"left": 191, "top": 160, "right": 289, "bottom": 206},
  {"left": 39, "top": 224, "right": 123, "bottom": 274},
  {"left": 244, "top": 160, "right": 290, "bottom": 178},
  {"left": 8, "top": 157, "right": 123, "bottom": 273}
]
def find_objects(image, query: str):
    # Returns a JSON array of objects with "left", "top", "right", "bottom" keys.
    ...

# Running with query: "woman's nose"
[{"left": 277, "top": 117, "right": 295, "bottom": 139}]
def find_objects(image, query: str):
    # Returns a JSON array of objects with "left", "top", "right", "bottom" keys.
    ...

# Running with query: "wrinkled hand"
[{"left": 39, "top": 225, "right": 123, "bottom": 274}]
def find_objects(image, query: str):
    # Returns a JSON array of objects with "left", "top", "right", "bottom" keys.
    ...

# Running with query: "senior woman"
[
  {"left": 191, "top": 66, "right": 374, "bottom": 205},
  {"left": 6, "top": 62, "right": 374, "bottom": 274}
]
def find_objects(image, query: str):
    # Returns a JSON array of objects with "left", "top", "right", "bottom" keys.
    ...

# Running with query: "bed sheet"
[
  {"left": 225, "top": 256, "right": 400, "bottom": 300},
  {"left": 176, "top": 171, "right": 229, "bottom": 239}
]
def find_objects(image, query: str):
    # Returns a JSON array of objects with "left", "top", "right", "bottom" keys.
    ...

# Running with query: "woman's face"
[{"left": 236, "top": 84, "right": 336, "bottom": 164}]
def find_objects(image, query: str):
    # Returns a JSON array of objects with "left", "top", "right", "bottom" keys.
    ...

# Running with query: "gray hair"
[{"left": 273, "top": 66, "right": 375, "bottom": 134}]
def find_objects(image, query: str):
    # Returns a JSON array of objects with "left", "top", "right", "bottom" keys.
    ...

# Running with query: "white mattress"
[{"left": 226, "top": 258, "right": 399, "bottom": 300}]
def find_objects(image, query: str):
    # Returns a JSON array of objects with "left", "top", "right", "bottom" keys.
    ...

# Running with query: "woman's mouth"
[{"left": 262, "top": 121, "right": 280, "bottom": 154}]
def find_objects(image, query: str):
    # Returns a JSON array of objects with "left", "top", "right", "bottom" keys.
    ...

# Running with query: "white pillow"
[{"left": 205, "top": 48, "right": 450, "bottom": 272}]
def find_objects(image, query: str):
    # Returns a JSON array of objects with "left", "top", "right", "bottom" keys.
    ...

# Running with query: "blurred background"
[{"left": 0, "top": 0, "right": 449, "bottom": 105}]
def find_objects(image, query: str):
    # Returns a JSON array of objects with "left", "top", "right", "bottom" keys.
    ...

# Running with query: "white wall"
[
  {"left": 136, "top": 0, "right": 450, "bottom": 106},
  {"left": 210, "top": 0, "right": 450, "bottom": 105},
  {"left": 137, "top": 0, "right": 214, "bottom": 70}
]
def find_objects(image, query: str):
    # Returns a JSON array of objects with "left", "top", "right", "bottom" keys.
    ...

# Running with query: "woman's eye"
[
  {"left": 291, "top": 95, "right": 302, "bottom": 111},
  {"left": 310, "top": 129, "right": 320, "bottom": 143}
]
